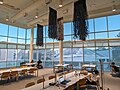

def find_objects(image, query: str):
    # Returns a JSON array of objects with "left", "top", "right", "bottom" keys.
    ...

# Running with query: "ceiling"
[{"left": 0, "top": 0, "right": 120, "bottom": 28}]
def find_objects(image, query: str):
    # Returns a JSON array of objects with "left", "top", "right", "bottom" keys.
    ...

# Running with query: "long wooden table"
[
  {"left": 53, "top": 64, "right": 70, "bottom": 72},
  {"left": 21, "top": 71, "right": 90, "bottom": 90},
  {"left": 0, "top": 67, "right": 38, "bottom": 77}
]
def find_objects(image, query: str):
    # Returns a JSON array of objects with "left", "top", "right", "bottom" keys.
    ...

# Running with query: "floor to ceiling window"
[{"left": 32, "top": 14, "right": 120, "bottom": 71}]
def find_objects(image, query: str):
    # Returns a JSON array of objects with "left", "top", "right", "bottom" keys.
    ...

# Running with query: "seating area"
[{"left": 0, "top": 67, "right": 38, "bottom": 84}]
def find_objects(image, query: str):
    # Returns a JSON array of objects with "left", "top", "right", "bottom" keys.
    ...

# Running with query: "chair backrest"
[
  {"left": 20, "top": 69, "right": 27, "bottom": 75},
  {"left": 37, "top": 77, "right": 45, "bottom": 89},
  {"left": 48, "top": 75, "right": 56, "bottom": 80},
  {"left": 10, "top": 71, "right": 18, "bottom": 76},
  {"left": 58, "top": 73, "right": 64, "bottom": 76},
  {"left": 64, "top": 71, "right": 69, "bottom": 75},
  {"left": 37, "top": 78, "right": 45, "bottom": 84},
  {"left": 29, "top": 68, "right": 37, "bottom": 73},
  {"left": 79, "top": 78, "right": 87, "bottom": 86},
  {"left": 111, "top": 66, "right": 119, "bottom": 72},
  {"left": 25, "top": 82, "right": 35, "bottom": 88},
  {"left": 1, "top": 71, "right": 11, "bottom": 78}
]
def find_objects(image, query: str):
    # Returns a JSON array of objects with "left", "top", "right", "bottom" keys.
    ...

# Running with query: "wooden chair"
[
  {"left": 19, "top": 69, "right": 27, "bottom": 79},
  {"left": 28, "top": 68, "right": 37, "bottom": 76},
  {"left": 58, "top": 73, "right": 64, "bottom": 77},
  {"left": 64, "top": 71, "right": 69, "bottom": 75},
  {"left": 0, "top": 71, "right": 11, "bottom": 83},
  {"left": 48, "top": 75, "right": 56, "bottom": 80},
  {"left": 10, "top": 71, "right": 18, "bottom": 81},
  {"left": 37, "top": 76, "right": 45, "bottom": 89},
  {"left": 25, "top": 82, "right": 35, "bottom": 88},
  {"left": 78, "top": 78, "right": 87, "bottom": 89}
]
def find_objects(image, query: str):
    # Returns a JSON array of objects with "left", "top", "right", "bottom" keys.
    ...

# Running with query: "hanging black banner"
[
  {"left": 48, "top": 7, "right": 57, "bottom": 39},
  {"left": 57, "top": 17, "right": 64, "bottom": 40},
  {"left": 73, "top": 0, "right": 88, "bottom": 40},
  {"left": 36, "top": 24, "right": 43, "bottom": 46}
]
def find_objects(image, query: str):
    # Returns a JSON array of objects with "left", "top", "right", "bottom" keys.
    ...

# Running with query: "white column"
[
  {"left": 29, "top": 27, "right": 34, "bottom": 63},
  {"left": 59, "top": 40, "right": 63, "bottom": 64}
]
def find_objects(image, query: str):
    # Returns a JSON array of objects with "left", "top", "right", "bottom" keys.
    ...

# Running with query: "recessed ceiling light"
[
  {"left": 0, "top": 0, "right": 3, "bottom": 4},
  {"left": 59, "top": 0, "right": 62, "bottom": 7},
  {"left": 112, "top": 5, "right": 116, "bottom": 12}
]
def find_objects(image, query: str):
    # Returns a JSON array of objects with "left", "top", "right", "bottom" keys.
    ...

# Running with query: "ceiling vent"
[{"left": 45, "top": 0, "right": 52, "bottom": 4}]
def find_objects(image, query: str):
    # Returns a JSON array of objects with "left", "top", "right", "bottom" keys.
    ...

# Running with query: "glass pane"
[
  {"left": 26, "top": 39, "right": 30, "bottom": 44},
  {"left": 108, "top": 14, "right": 120, "bottom": 30},
  {"left": 109, "top": 40, "right": 120, "bottom": 46},
  {"left": 95, "top": 32, "right": 108, "bottom": 39},
  {"left": 18, "top": 28, "right": 26, "bottom": 39},
  {"left": 18, "top": 39, "right": 25, "bottom": 44},
  {"left": 73, "top": 41, "right": 83, "bottom": 48},
  {"left": 95, "top": 17, "right": 107, "bottom": 32},
  {"left": 84, "top": 41, "right": 95, "bottom": 47},
  {"left": 0, "top": 23, "right": 8, "bottom": 36},
  {"left": 34, "top": 28, "right": 37, "bottom": 39},
  {"left": 46, "top": 38, "right": 53, "bottom": 42},
  {"left": 109, "top": 31, "right": 120, "bottom": 38},
  {"left": 18, "top": 45, "right": 25, "bottom": 49},
  {"left": 63, "top": 42, "right": 72, "bottom": 48},
  {"left": 96, "top": 47, "right": 109, "bottom": 70},
  {"left": 86, "top": 33, "right": 94, "bottom": 40},
  {"left": 7, "top": 49, "right": 17, "bottom": 61},
  {"left": 0, "top": 49, "right": 7, "bottom": 61},
  {"left": 64, "top": 35, "right": 71, "bottom": 41},
  {"left": 110, "top": 46, "right": 120, "bottom": 63},
  {"left": 33, "top": 50, "right": 37, "bottom": 60},
  {"left": 64, "top": 22, "right": 71, "bottom": 35},
  {"left": 9, "top": 26, "right": 18, "bottom": 37},
  {"left": 0, "top": 36, "right": 7, "bottom": 42},
  {"left": 0, "top": 62, "right": 6, "bottom": 68},
  {"left": 96, "top": 40, "right": 108, "bottom": 47},
  {"left": 8, "top": 38, "right": 17, "bottom": 43},
  {"left": 8, "top": 44, "right": 16, "bottom": 49},
  {"left": 72, "top": 48, "right": 83, "bottom": 69},
  {"left": 26, "top": 29, "right": 31, "bottom": 39},
  {"left": 6, "top": 61, "right": 16, "bottom": 68},
  {"left": 84, "top": 47, "right": 95, "bottom": 63},
  {"left": 88, "top": 19, "right": 94, "bottom": 32},
  {"left": 0, "top": 44, "right": 7, "bottom": 49}
]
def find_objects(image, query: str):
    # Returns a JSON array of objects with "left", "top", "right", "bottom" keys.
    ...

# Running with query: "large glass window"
[
  {"left": 64, "top": 22, "right": 71, "bottom": 35},
  {"left": 9, "top": 26, "right": 18, "bottom": 37},
  {"left": 0, "top": 23, "right": 8, "bottom": 36},
  {"left": 18, "top": 28, "right": 26, "bottom": 39},
  {"left": 95, "top": 17, "right": 107, "bottom": 32},
  {"left": 108, "top": 14, "right": 120, "bottom": 30}
]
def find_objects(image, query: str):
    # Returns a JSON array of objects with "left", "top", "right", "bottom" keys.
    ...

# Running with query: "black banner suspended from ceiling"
[
  {"left": 36, "top": 24, "right": 43, "bottom": 46},
  {"left": 57, "top": 17, "right": 64, "bottom": 40},
  {"left": 73, "top": 0, "right": 88, "bottom": 40},
  {"left": 48, "top": 7, "right": 57, "bottom": 39}
]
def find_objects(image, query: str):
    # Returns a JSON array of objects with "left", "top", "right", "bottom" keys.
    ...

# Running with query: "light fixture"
[
  {"left": 0, "top": 0, "right": 3, "bottom": 4},
  {"left": 35, "top": 9, "right": 38, "bottom": 19},
  {"left": 5, "top": 16, "right": 9, "bottom": 22},
  {"left": 59, "top": 0, "right": 63, "bottom": 7},
  {"left": 112, "top": 1, "right": 116, "bottom": 12},
  {"left": 112, "top": 5, "right": 116, "bottom": 12}
]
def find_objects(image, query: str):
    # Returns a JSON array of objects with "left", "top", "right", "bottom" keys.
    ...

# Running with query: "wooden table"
[
  {"left": 0, "top": 67, "right": 38, "bottom": 76},
  {"left": 53, "top": 64, "right": 70, "bottom": 72},
  {"left": 22, "top": 63, "right": 37, "bottom": 67},
  {"left": 82, "top": 64, "right": 97, "bottom": 72},
  {"left": 21, "top": 71, "right": 90, "bottom": 90}
]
